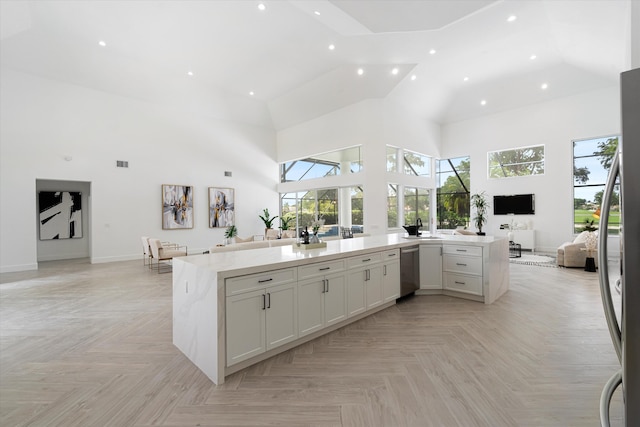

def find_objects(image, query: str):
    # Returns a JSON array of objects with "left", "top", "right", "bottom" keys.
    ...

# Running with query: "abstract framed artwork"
[
  {"left": 162, "top": 185, "right": 194, "bottom": 230},
  {"left": 209, "top": 187, "right": 235, "bottom": 228},
  {"left": 38, "top": 191, "right": 83, "bottom": 240}
]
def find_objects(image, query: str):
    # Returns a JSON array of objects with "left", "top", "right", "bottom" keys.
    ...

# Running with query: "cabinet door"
[
  {"left": 226, "top": 289, "right": 266, "bottom": 366},
  {"left": 298, "top": 277, "right": 325, "bottom": 337},
  {"left": 420, "top": 245, "right": 442, "bottom": 290},
  {"left": 346, "top": 269, "right": 366, "bottom": 317},
  {"left": 324, "top": 273, "right": 347, "bottom": 326},
  {"left": 382, "top": 260, "right": 400, "bottom": 302},
  {"left": 265, "top": 283, "right": 298, "bottom": 350},
  {"left": 365, "top": 265, "right": 384, "bottom": 310}
]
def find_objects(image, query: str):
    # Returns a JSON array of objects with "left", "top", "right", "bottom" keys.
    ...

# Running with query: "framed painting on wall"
[
  {"left": 162, "top": 185, "right": 194, "bottom": 229},
  {"left": 209, "top": 187, "right": 235, "bottom": 228},
  {"left": 38, "top": 191, "right": 83, "bottom": 240}
]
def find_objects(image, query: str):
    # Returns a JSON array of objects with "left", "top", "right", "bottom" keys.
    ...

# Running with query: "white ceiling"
[{"left": 0, "top": 0, "right": 631, "bottom": 130}]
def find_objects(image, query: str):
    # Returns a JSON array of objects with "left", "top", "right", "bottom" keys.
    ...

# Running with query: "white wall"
[
  {"left": 277, "top": 98, "right": 440, "bottom": 235},
  {"left": 441, "top": 86, "right": 620, "bottom": 253},
  {"left": 0, "top": 68, "right": 279, "bottom": 272}
]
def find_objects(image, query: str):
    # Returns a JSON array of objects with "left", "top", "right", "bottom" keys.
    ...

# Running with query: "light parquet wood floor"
[{"left": 0, "top": 258, "right": 624, "bottom": 426}]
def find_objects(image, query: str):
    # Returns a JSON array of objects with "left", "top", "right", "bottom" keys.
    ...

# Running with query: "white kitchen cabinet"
[
  {"left": 382, "top": 249, "right": 400, "bottom": 302},
  {"left": 226, "top": 270, "right": 298, "bottom": 366},
  {"left": 419, "top": 245, "right": 442, "bottom": 290},
  {"left": 297, "top": 260, "right": 346, "bottom": 337},
  {"left": 346, "top": 253, "right": 382, "bottom": 316},
  {"left": 442, "top": 245, "right": 483, "bottom": 297}
]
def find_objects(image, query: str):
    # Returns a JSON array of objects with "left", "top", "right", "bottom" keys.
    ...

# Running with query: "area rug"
[{"left": 509, "top": 254, "right": 558, "bottom": 268}]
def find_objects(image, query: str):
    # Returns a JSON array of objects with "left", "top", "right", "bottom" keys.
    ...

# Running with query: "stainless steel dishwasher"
[{"left": 400, "top": 246, "right": 420, "bottom": 297}]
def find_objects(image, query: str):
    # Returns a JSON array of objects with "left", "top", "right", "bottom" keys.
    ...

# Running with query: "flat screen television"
[{"left": 493, "top": 194, "right": 535, "bottom": 215}]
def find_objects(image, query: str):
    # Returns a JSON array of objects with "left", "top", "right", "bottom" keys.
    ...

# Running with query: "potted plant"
[
  {"left": 223, "top": 224, "right": 237, "bottom": 245},
  {"left": 471, "top": 191, "right": 489, "bottom": 235},
  {"left": 258, "top": 208, "right": 278, "bottom": 234},
  {"left": 279, "top": 215, "right": 292, "bottom": 231}
]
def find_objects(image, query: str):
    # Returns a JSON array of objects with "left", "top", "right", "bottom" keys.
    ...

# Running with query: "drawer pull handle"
[
  {"left": 454, "top": 281, "right": 466, "bottom": 285},
  {"left": 362, "top": 258, "right": 371, "bottom": 262},
  {"left": 262, "top": 294, "right": 266, "bottom": 310},
  {"left": 319, "top": 267, "right": 330, "bottom": 271},
  {"left": 456, "top": 263, "right": 467, "bottom": 267},
  {"left": 456, "top": 249, "right": 467, "bottom": 252},
  {"left": 388, "top": 253, "right": 397, "bottom": 257},
  {"left": 266, "top": 293, "right": 271, "bottom": 309},
  {"left": 258, "top": 278, "right": 273, "bottom": 283}
]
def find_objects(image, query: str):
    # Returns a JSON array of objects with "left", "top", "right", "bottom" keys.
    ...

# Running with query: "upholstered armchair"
[
  {"left": 148, "top": 238, "right": 187, "bottom": 273},
  {"left": 557, "top": 231, "right": 598, "bottom": 268}
]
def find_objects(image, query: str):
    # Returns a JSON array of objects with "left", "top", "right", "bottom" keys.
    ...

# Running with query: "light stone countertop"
[{"left": 176, "top": 232, "right": 506, "bottom": 280}]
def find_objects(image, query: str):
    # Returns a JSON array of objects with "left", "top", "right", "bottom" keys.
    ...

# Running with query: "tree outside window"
[
  {"left": 436, "top": 156, "right": 470, "bottom": 229},
  {"left": 404, "top": 187, "right": 429, "bottom": 226},
  {"left": 387, "top": 184, "right": 398, "bottom": 228},
  {"left": 488, "top": 145, "right": 544, "bottom": 178}
]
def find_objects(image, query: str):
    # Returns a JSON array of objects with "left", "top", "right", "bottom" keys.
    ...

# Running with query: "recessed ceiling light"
[
  {"left": 328, "top": 44, "right": 335, "bottom": 50},
  {"left": 391, "top": 68, "right": 399, "bottom": 75},
  {"left": 357, "top": 68, "right": 364, "bottom": 76},
  {"left": 541, "top": 83, "right": 548, "bottom": 90},
  {"left": 257, "top": 3, "right": 266, "bottom": 11},
  {"left": 411, "top": 75, "right": 417, "bottom": 81},
  {"left": 507, "top": 15, "right": 517, "bottom": 22},
  {"left": 463, "top": 77, "right": 469, "bottom": 82},
  {"left": 429, "top": 49, "right": 436, "bottom": 55},
  {"left": 249, "top": 91, "right": 255, "bottom": 96},
  {"left": 187, "top": 71, "right": 194, "bottom": 76},
  {"left": 530, "top": 54, "right": 537, "bottom": 60},
  {"left": 480, "top": 100, "right": 487, "bottom": 106},
  {"left": 98, "top": 40, "right": 106, "bottom": 47},
  {"left": 314, "top": 11, "right": 321, "bottom": 16}
]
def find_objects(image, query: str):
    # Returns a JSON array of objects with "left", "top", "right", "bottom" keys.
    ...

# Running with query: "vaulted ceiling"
[{"left": 0, "top": 1, "right": 631, "bottom": 130}]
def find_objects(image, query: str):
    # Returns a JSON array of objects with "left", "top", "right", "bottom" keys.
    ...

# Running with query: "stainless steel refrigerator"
[{"left": 598, "top": 67, "right": 640, "bottom": 426}]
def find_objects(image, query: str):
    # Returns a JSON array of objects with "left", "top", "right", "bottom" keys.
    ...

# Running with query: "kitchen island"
[{"left": 173, "top": 233, "right": 509, "bottom": 384}]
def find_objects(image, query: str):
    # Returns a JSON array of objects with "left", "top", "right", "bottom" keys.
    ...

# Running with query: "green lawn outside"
[{"left": 574, "top": 209, "right": 620, "bottom": 233}]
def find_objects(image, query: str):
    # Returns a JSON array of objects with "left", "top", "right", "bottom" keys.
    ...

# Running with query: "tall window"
[
  {"left": 350, "top": 186, "right": 364, "bottom": 232},
  {"left": 436, "top": 156, "right": 470, "bottom": 229},
  {"left": 386, "top": 146, "right": 398, "bottom": 173},
  {"left": 404, "top": 187, "right": 430, "bottom": 225},
  {"left": 573, "top": 136, "right": 619, "bottom": 234},
  {"left": 387, "top": 184, "right": 398, "bottom": 227},
  {"left": 488, "top": 145, "right": 544, "bottom": 179}
]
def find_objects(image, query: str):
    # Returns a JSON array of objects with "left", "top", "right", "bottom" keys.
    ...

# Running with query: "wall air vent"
[
  {"left": 116, "top": 160, "right": 129, "bottom": 168},
  {"left": 224, "top": 171, "right": 232, "bottom": 177}
]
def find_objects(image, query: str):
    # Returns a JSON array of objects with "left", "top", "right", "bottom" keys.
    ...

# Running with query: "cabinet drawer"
[
  {"left": 346, "top": 253, "right": 382, "bottom": 269},
  {"left": 443, "top": 272, "right": 483, "bottom": 296},
  {"left": 226, "top": 268, "right": 297, "bottom": 296},
  {"left": 443, "top": 245, "right": 482, "bottom": 257},
  {"left": 381, "top": 249, "right": 400, "bottom": 261},
  {"left": 443, "top": 254, "right": 483, "bottom": 275},
  {"left": 298, "top": 259, "right": 345, "bottom": 279}
]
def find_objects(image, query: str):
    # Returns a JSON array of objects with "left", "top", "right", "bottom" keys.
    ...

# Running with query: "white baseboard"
[
  {"left": 91, "top": 254, "right": 139, "bottom": 264},
  {"left": 0, "top": 263, "right": 39, "bottom": 273}
]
